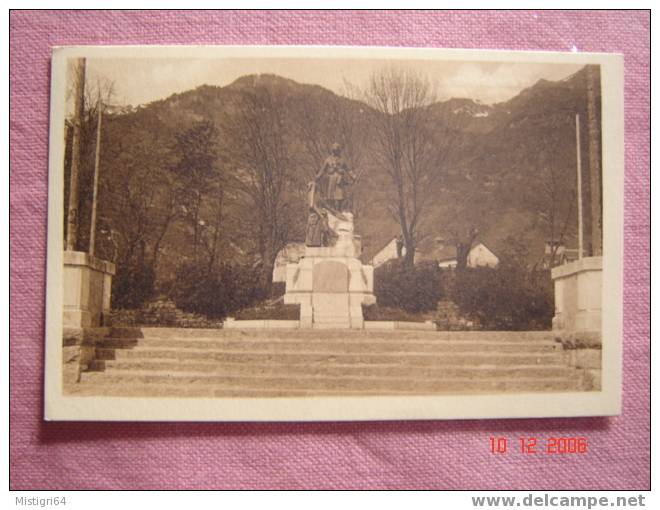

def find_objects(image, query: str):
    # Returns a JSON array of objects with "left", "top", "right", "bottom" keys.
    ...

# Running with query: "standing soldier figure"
[{"left": 315, "top": 143, "right": 355, "bottom": 212}]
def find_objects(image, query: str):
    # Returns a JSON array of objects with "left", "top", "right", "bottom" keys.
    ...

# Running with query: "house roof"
[
  {"left": 367, "top": 233, "right": 502, "bottom": 265},
  {"left": 434, "top": 245, "right": 457, "bottom": 262},
  {"left": 370, "top": 237, "right": 398, "bottom": 259}
]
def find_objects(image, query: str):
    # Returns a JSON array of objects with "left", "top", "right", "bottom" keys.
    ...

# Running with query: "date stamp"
[{"left": 489, "top": 436, "right": 588, "bottom": 454}]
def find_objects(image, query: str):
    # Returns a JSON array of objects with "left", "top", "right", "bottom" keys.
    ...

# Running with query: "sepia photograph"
[{"left": 44, "top": 46, "right": 623, "bottom": 421}]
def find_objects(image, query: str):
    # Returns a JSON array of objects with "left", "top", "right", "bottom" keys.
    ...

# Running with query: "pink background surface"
[{"left": 10, "top": 10, "right": 649, "bottom": 490}]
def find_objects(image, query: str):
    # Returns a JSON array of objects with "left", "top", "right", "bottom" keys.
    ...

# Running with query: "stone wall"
[
  {"left": 62, "top": 327, "right": 109, "bottom": 384},
  {"left": 109, "top": 298, "right": 224, "bottom": 328}
]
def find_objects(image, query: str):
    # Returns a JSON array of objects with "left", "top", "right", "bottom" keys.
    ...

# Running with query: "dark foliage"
[
  {"left": 362, "top": 304, "right": 427, "bottom": 322},
  {"left": 233, "top": 303, "right": 300, "bottom": 320},
  {"left": 270, "top": 281, "right": 286, "bottom": 298},
  {"left": 452, "top": 266, "right": 553, "bottom": 330},
  {"left": 171, "top": 261, "right": 265, "bottom": 319},
  {"left": 112, "top": 263, "right": 156, "bottom": 309},
  {"left": 373, "top": 259, "right": 444, "bottom": 314}
]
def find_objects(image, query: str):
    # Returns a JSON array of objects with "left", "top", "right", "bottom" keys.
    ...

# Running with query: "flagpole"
[
  {"left": 89, "top": 100, "right": 103, "bottom": 256},
  {"left": 576, "top": 113, "right": 583, "bottom": 260}
]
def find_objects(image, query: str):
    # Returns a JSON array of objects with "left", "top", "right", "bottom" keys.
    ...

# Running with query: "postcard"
[{"left": 44, "top": 45, "right": 623, "bottom": 421}]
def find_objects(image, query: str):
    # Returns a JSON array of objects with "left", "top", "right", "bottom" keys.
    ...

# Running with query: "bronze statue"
[
  {"left": 305, "top": 143, "right": 356, "bottom": 247},
  {"left": 314, "top": 143, "right": 355, "bottom": 213}
]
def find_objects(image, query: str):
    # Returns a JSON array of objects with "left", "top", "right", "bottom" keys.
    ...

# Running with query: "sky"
[{"left": 80, "top": 57, "right": 584, "bottom": 108}]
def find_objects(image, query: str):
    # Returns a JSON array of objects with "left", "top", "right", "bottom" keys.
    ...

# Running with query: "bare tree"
[
  {"left": 222, "top": 86, "right": 297, "bottom": 293},
  {"left": 536, "top": 163, "right": 576, "bottom": 268},
  {"left": 171, "top": 120, "right": 221, "bottom": 261},
  {"left": 99, "top": 133, "right": 181, "bottom": 307},
  {"left": 294, "top": 89, "right": 372, "bottom": 218},
  {"left": 361, "top": 66, "right": 441, "bottom": 267},
  {"left": 86, "top": 101, "right": 182, "bottom": 307},
  {"left": 65, "top": 58, "right": 86, "bottom": 251},
  {"left": 454, "top": 227, "right": 479, "bottom": 270},
  {"left": 296, "top": 92, "right": 368, "bottom": 174},
  {"left": 524, "top": 112, "right": 579, "bottom": 268},
  {"left": 64, "top": 59, "right": 119, "bottom": 253},
  {"left": 197, "top": 187, "right": 225, "bottom": 273}
]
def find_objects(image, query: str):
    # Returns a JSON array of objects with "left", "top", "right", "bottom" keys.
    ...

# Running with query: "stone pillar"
[
  {"left": 63, "top": 250, "right": 116, "bottom": 329},
  {"left": 551, "top": 256, "right": 602, "bottom": 390},
  {"left": 62, "top": 251, "right": 115, "bottom": 386},
  {"left": 551, "top": 257, "right": 602, "bottom": 337}
]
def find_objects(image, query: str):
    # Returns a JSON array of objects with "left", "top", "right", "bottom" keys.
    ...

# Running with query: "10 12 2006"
[{"left": 489, "top": 436, "right": 588, "bottom": 454}]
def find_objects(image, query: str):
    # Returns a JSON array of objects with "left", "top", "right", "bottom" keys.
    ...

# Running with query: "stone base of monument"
[
  {"left": 283, "top": 211, "right": 376, "bottom": 329},
  {"left": 283, "top": 252, "right": 376, "bottom": 329}
]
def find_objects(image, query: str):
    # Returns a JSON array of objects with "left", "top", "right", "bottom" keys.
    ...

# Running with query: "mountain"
[
  {"left": 410, "top": 66, "right": 601, "bottom": 264},
  {"left": 68, "top": 66, "right": 601, "bottom": 300}
]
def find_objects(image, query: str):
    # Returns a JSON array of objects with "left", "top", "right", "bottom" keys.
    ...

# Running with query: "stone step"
[
  {"left": 98, "top": 335, "right": 560, "bottom": 346},
  {"left": 77, "top": 371, "right": 582, "bottom": 394},
  {"left": 108, "top": 327, "right": 226, "bottom": 339},
  {"left": 64, "top": 384, "right": 343, "bottom": 398},
  {"left": 71, "top": 327, "right": 586, "bottom": 398},
  {"left": 91, "top": 359, "right": 575, "bottom": 379},
  {"left": 66, "top": 382, "right": 580, "bottom": 398},
  {"left": 95, "top": 347, "right": 566, "bottom": 366},
  {"left": 96, "top": 337, "right": 561, "bottom": 353},
  {"left": 311, "top": 323, "right": 352, "bottom": 330},
  {"left": 108, "top": 327, "right": 556, "bottom": 342}
]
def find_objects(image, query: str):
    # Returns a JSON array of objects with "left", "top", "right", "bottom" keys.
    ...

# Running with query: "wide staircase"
[{"left": 65, "top": 328, "right": 591, "bottom": 397}]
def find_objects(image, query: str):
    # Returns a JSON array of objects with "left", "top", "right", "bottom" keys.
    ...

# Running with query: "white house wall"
[
  {"left": 372, "top": 238, "right": 401, "bottom": 268},
  {"left": 467, "top": 244, "right": 499, "bottom": 268}
]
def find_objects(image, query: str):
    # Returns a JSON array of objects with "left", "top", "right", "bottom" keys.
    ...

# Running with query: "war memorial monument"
[{"left": 282, "top": 143, "right": 376, "bottom": 329}]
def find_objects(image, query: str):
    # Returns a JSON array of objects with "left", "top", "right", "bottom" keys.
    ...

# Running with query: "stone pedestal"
[
  {"left": 551, "top": 256, "right": 602, "bottom": 390},
  {"left": 551, "top": 257, "right": 602, "bottom": 336},
  {"left": 283, "top": 212, "right": 375, "bottom": 329},
  {"left": 63, "top": 250, "right": 116, "bottom": 328}
]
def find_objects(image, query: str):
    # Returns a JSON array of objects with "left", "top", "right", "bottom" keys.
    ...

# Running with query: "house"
[
  {"left": 371, "top": 237, "right": 403, "bottom": 268},
  {"left": 370, "top": 236, "right": 499, "bottom": 269},
  {"left": 435, "top": 238, "right": 499, "bottom": 269}
]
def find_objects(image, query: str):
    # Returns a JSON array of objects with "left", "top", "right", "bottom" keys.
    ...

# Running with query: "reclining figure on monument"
[{"left": 305, "top": 143, "right": 356, "bottom": 248}]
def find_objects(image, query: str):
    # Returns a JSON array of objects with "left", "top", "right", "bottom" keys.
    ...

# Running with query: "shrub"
[
  {"left": 451, "top": 266, "right": 553, "bottom": 330},
  {"left": 373, "top": 259, "right": 444, "bottom": 314},
  {"left": 362, "top": 304, "right": 427, "bottom": 322},
  {"left": 233, "top": 302, "right": 300, "bottom": 320},
  {"left": 112, "top": 263, "right": 155, "bottom": 309},
  {"left": 171, "top": 261, "right": 265, "bottom": 319},
  {"left": 270, "top": 281, "right": 286, "bottom": 299}
]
